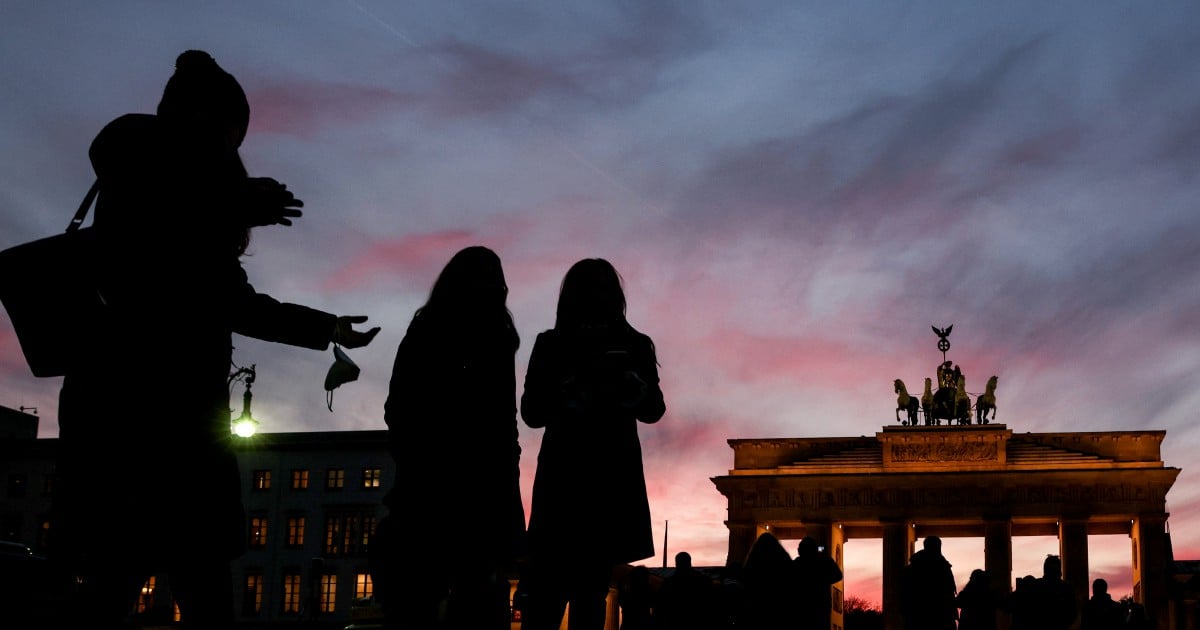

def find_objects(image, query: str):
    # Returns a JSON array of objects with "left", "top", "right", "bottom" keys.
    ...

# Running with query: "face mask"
[{"left": 324, "top": 344, "right": 360, "bottom": 411}]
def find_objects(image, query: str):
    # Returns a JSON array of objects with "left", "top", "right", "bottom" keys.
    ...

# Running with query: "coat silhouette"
[
  {"left": 956, "top": 568, "right": 999, "bottom": 630},
  {"left": 1081, "top": 578, "right": 1123, "bottom": 630},
  {"left": 519, "top": 258, "right": 666, "bottom": 630},
  {"left": 900, "top": 536, "right": 958, "bottom": 630},
  {"left": 51, "top": 50, "right": 379, "bottom": 629},
  {"left": 657, "top": 551, "right": 719, "bottom": 630},
  {"left": 740, "top": 531, "right": 799, "bottom": 630},
  {"left": 371, "top": 246, "right": 525, "bottom": 630},
  {"left": 617, "top": 565, "right": 656, "bottom": 630},
  {"left": 793, "top": 537, "right": 843, "bottom": 630}
]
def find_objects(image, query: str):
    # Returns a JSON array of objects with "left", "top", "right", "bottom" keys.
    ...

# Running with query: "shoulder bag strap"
[{"left": 66, "top": 179, "right": 100, "bottom": 233}]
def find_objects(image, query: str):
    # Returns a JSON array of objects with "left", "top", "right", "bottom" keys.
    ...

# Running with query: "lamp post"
[{"left": 229, "top": 363, "right": 258, "bottom": 437}]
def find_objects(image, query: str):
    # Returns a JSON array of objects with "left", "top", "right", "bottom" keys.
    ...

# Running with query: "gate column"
[
  {"left": 1133, "top": 513, "right": 1171, "bottom": 629},
  {"left": 882, "top": 519, "right": 913, "bottom": 630},
  {"left": 1059, "top": 517, "right": 1090, "bottom": 618},
  {"left": 984, "top": 518, "right": 1013, "bottom": 630},
  {"left": 725, "top": 521, "right": 757, "bottom": 567}
]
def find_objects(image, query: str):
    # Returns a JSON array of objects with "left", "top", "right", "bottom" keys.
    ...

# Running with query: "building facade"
[{"left": 0, "top": 405, "right": 393, "bottom": 626}]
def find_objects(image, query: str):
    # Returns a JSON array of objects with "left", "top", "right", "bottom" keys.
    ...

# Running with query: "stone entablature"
[{"left": 725, "top": 425, "right": 1168, "bottom": 474}]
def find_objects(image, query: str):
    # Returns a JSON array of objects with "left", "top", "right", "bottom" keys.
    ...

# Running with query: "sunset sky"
[{"left": 3, "top": 1, "right": 1199, "bottom": 606}]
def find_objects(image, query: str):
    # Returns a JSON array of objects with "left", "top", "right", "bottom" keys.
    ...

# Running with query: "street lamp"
[{"left": 229, "top": 363, "right": 259, "bottom": 438}]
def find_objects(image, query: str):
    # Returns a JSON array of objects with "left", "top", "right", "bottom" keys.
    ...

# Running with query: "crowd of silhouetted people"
[{"left": 605, "top": 537, "right": 1156, "bottom": 630}]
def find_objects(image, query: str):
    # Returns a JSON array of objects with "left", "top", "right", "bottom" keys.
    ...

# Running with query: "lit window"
[
  {"left": 326, "top": 468, "right": 345, "bottom": 490},
  {"left": 286, "top": 516, "right": 306, "bottom": 548},
  {"left": 136, "top": 576, "right": 156, "bottom": 613},
  {"left": 324, "top": 515, "right": 343, "bottom": 556},
  {"left": 282, "top": 572, "right": 302, "bottom": 614},
  {"left": 291, "top": 469, "right": 309, "bottom": 490},
  {"left": 320, "top": 573, "right": 338, "bottom": 613},
  {"left": 360, "top": 515, "right": 377, "bottom": 552},
  {"left": 243, "top": 573, "right": 263, "bottom": 615},
  {"left": 355, "top": 573, "right": 373, "bottom": 599},
  {"left": 361, "top": 467, "right": 382, "bottom": 489},
  {"left": 252, "top": 470, "right": 272, "bottom": 491},
  {"left": 325, "top": 510, "right": 377, "bottom": 556},
  {"left": 249, "top": 517, "right": 268, "bottom": 548}
]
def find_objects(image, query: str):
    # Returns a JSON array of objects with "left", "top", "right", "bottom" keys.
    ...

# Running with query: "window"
[
  {"left": 281, "top": 572, "right": 302, "bottom": 614},
  {"left": 319, "top": 573, "right": 338, "bottom": 613},
  {"left": 360, "top": 515, "right": 377, "bottom": 553},
  {"left": 41, "top": 473, "right": 54, "bottom": 497},
  {"left": 252, "top": 470, "right": 272, "bottom": 491},
  {"left": 136, "top": 576, "right": 157, "bottom": 613},
  {"left": 286, "top": 516, "right": 306, "bottom": 548},
  {"left": 290, "top": 469, "right": 309, "bottom": 490},
  {"left": 326, "top": 468, "right": 345, "bottom": 490},
  {"left": 324, "top": 514, "right": 347, "bottom": 556},
  {"left": 361, "top": 467, "right": 382, "bottom": 489},
  {"left": 242, "top": 572, "right": 263, "bottom": 615},
  {"left": 7, "top": 473, "right": 27, "bottom": 498},
  {"left": 355, "top": 573, "right": 373, "bottom": 599},
  {"left": 249, "top": 517, "right": 268, "bottom": 548},
  {"left": 324, "top": 509, "right": 376, "bottom": 556}
]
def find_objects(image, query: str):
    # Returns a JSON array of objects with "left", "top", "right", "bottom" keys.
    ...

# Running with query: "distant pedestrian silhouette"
[
  {"left": 792, "top": 536, "right": 843, "bottom": 630},
  {"left": 900, "top": 536, "right": 958, "bottom": 630},
  {"left": 519, "top": 258, "right": 666, "bottom": 630},
  {"left": 1008, "top": 574, "right": 1038, "bottom": 630},
  {"left": 370, "top": 246, "right": 525, "bottom": 630},
  {"left": 50, "top": 50, "right": 380, "bottom": 629},
  {"left": 740, "top": 532, "right": 799, "bottom": 630},
  {"left": 1033, "top": 555, "right": 1078, "bottom": 630},
  {"left": 617, "top": 565, "right": 656, "bottom": 630},
  {"left": 956, "top": 568, "right": 999, "bottom": 630},
  {"left": 657, "top": 551, "right": 719, "bottom": 630},
  {"left": 1081, "top": 578, "right": 1123, "bottom": 630}
]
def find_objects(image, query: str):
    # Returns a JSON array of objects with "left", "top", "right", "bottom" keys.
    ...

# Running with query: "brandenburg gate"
[{"left": 710, "top": 424, "right": 1180, "bottom": 629}]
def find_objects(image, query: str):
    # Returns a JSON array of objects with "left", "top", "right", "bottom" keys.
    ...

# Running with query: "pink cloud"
[{"left": 320, "top": 229, "right": 481, "bottom": 291}]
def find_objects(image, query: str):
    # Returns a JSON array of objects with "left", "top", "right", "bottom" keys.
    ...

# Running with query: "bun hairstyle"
[{"left": 157, "top": 50, "right": 250, "bottom": 138}]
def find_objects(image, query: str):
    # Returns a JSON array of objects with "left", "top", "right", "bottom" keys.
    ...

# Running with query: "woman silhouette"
[
  {"left": 372, "top": 245, "right": 525, "bottom": 630},
  {"left": 519, "top": 258, "right": 666, "bottom": 630}
]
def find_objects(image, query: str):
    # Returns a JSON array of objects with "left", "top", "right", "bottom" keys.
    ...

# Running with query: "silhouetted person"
[
  {"left": 618, "top": 565, "right": 656, "bottom": 630},
  {"left": 658, "top": 551, "right": 718, "bottom": 630},
  {"left": 370, "top": 246, "right": 525, "bottom": 630},
  {"left": 901, "top": 536, "right": 958, "bottom": 630},
  {"left": 1081, "top": 578, "right": 1123, "bottom": 630},
  {"left": 793, "top": 536, "right": 843, "bottom": 630},
  {"left": 1008, "top": 574, "right": 1039, "bottom": 630},
  {"left": 740, "top": 532, "right": 799, "bottom": 630},
  {"left": 1033, "top": 555, "right": 1077, "bottom": 630},
  {"left": 519, "top": 258, "right": 666, "bottom": 630},
  {"left": 50, "top": 50, "right": 380, "bottom": 630},
  {"left": 956, "top": 568, "right": 999, "bottom": 630}
]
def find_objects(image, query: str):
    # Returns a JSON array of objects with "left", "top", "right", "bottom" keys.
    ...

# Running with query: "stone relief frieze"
[{"left": 890, "top": 442, "right": 999, "bottom": 462}]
